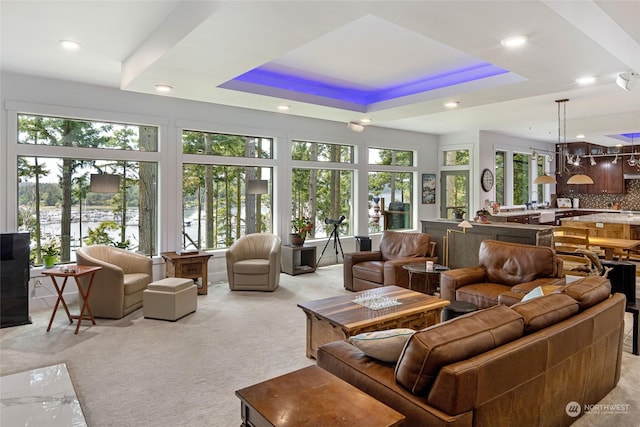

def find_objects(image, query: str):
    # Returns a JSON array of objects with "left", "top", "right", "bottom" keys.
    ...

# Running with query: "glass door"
[{"left": 440, "top": 171, "right": 469, "bottom": 220}]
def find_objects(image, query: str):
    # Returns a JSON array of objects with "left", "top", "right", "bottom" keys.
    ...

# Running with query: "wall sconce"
[
  {"left": 247, "top": 179, "right": 268, "bottom": 195},
  {"left": 443, "top": 220, "right": 474, "bottom": 267},
  {"left": 590, "top": 156, "right": 597, "bottom": 166},
  {"left": 90, "top": 174, "right": 120, "bottom": 193},
  {"left": 612, "top": 154, "right": 618, "bottom": 164}
]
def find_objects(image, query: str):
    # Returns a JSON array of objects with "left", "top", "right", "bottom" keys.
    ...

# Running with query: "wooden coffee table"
[
  {"left": 297, "top": 285, "right": 450, "bottom": 358},
  {"left": 236, "top": 365, "right": 405, "bottom": 426}
]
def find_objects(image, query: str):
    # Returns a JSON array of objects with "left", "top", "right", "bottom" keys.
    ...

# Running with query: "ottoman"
[{"left": 143, "top": 277, "right": 197, "bottom": 321}]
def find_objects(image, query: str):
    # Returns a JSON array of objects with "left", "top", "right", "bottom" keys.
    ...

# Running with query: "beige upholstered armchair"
[
  {"left": 226, "top": 233, "right": 282, "bottom": 291},
  {"left": 76, "top": 245, "right": 153, "bottom": 319}
]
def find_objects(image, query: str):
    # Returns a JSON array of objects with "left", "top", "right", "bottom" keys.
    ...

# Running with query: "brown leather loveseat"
[
  {"left": 317, "top": 276, "right": 624, "bottom": 426},
  {"left": 440, "top": 239, "right": 564, "bottom": 308},
  {"left": 343, "top": 231, "right": 437, "bottom": 291}
]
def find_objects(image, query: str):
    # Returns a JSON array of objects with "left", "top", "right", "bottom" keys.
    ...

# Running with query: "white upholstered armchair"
[
  {"left": 76, "top": 245, "right": 153, "bottom": 319},
  {"left": 225, "top": 233, "right": 282, "bottom": 291}
]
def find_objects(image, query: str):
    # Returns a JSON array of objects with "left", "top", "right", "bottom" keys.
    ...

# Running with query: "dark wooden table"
[
  {"left": 161, "top": 251, "right": 213, "bottom": 295},
  {"left": 42, "top": 265, "right": 102, "bottom": 334},
  {"left": 235, "top": 365, "right": 405, "bottom": 426},
  {"left": 297, "top": 285, "right": 449, "bottom": 358},
  {"left": 402, "top": 262, "right": 449, "bottom": 294}
]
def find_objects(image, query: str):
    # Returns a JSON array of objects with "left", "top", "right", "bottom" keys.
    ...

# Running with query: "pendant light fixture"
[{"left": 557, "top": 99, "right": 593, "bottom": 185}]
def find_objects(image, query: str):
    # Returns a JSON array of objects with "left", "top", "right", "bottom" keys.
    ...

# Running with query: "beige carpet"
[{"left": 1, "top": 264, "right": 638, "bottom": 426}]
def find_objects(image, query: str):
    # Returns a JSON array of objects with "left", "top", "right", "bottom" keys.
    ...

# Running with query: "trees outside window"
[
  {"left": 368, "top": 148, "right": 415, "bottom": 231},
  {"left": 291, "top": 140, "right": 354, "bottom": 239},
  {"left": 513, "top": 152, "right": 531, "bottom": 205},
  {"left": 182, "top": 130, "right": 273, "bottom": 250},
  {"left": 17, "top": 114, "right": 158, "bottom": 264}
]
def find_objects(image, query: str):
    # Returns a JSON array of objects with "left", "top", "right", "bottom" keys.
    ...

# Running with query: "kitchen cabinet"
[
  {"left": 589, "top": 159, "right": 623, "bottom": 193},
  {"left": 557, "top": 142, "right": 624, "bottom": 194}
]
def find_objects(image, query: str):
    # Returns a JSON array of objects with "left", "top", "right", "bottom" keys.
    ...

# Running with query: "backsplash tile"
[{"left": 558, "top": 180, "right": 640, "bottom": 210}]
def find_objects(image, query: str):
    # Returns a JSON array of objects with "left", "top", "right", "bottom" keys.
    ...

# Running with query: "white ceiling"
[{"left": 2, "top": 0, "right": 639, "bottom": 146}]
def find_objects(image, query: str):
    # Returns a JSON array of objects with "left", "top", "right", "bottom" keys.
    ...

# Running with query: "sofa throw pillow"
[
  {"left": 511, "top": 293, "right": 579, "bottom": 333},
  {"left": 562, "top": 275, "right": 611, "bottom": 310},
  {"left": 395, "top": 305, "right": 524, "bottom": 395},
  {"left": 349, "top": 328, "right": 415, "bottom": 363}
]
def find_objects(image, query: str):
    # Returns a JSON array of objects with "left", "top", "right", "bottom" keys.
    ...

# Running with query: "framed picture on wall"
[{"left": 422, "top": 173, "right": 436, "bottom": 204}]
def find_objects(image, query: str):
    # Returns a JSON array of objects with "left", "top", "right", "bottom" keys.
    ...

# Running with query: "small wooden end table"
[
  {"left": 235, "top": 365, "right": 404, "bottom": 426},
  {"left": 161, "top": 251, "right": 213, "bottom": 295},
  {"left": 297, "top": 285, "right": 449, "bottom": 358},
  {"left": 42, "top": 265, "right": 102, "bottom": 334}
]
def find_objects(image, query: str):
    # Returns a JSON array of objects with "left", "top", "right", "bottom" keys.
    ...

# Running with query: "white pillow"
[
  {"left": 349, "top": 328, "right": 415, "bottom": 363},
  {"left": 521, "top": 286, "right": 544, "bottom": 302}
]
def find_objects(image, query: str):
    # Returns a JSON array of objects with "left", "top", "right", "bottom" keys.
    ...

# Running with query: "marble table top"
[{"left": 0, "top": 363, "right": 87, "bottom": 427}]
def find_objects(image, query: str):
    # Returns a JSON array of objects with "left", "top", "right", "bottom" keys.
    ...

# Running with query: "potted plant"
[
  {"left": 291, "top": 216, "right": 313, "bottom": 246},
  {"left": 41, "top": 238, "right": 60, "bottom": 267}
]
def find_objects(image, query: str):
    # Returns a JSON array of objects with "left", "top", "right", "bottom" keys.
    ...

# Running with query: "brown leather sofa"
[
  {"left": 343, "top": 231, "right": 437, "bottom": 291},
  {"left": 439, "top": 239, "right": 565, "bottom": 308},
  {"left": 317, "top": 276, "right": 624, "bottom": 426}
]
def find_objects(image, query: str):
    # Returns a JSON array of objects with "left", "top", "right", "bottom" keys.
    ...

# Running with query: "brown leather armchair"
[
  {"left": 343, "top": 231, "right": 437, "bottom": 291},
  {"left": 440, "top": 239, "right": 564, "bottom": 308}
]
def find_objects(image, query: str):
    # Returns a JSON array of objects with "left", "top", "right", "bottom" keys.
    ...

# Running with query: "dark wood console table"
[{"left": 161, "top": 251, "right": 213, "bottom": 295}]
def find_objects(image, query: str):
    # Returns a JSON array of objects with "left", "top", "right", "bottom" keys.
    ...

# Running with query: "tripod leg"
[{"left": 318, "top": 230, "right": 335, "bottom": 264}]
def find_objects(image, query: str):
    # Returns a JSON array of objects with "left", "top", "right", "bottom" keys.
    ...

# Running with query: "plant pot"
[
  {"left": 43, "top": 255, "right": 57, "bottom": 267},
  {"left": 289, "top": 233, "right": 305, "bottom": 247}
]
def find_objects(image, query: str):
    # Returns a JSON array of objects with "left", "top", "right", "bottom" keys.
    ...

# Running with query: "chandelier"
[{"left": 556, "top": 99, "right": 593, "bottom": 185}]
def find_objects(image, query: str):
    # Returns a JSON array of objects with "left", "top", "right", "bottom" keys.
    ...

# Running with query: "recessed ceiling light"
[
  {"left": 444, "top": 101, "right": 459, "bottom": 109},
  {"left": 500, "top": 36, "right": 527, "bottom": 48},
  {"left": 154, "top": 85, "right": 173, "bottom": 93},
  {"left": 59, "top": 40, "right": 80, "bottom": 50},
  {"left": 575, "top": 76, "right": 596, "bottom": 85},
  {"left": 360, "top": 118, "right": 371, "bottom": 124},
  {"left": 576, "top": 134, "right": 585, "bottom": 139},
  {"left": 277, "top": 105, "right": 290, "bottom": 111}
]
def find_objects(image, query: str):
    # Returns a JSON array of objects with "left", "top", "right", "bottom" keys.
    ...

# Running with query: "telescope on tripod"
[{"left": 318, "top": 215, "right": 346, "bottom": 264}]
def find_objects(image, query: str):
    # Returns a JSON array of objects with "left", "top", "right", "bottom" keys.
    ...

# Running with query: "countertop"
[
  {"left": 490, "top": 208, "right": 620, "bottom": 218},
  {"left": 561, "top": 213, "right": 640, "bottom": 225}
]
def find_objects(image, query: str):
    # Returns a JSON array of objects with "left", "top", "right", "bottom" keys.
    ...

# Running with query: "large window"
[
  {"left": 495, "top": 151, "right": 506, "bottom": 206},
  {"left": 182, "top": 130, "right": 273, "bottom": 250},
  {"left": 513, "top": 152, "right": 531, "bottom": 205},
  {"left": 17, "top": 115, "right": 158, "bottom": 265},
  {"left": 291, "top": 141, "right": 354, "bottom": 239},
  {"left": 368, "top": 148, "right": 415, "bottom": 232}
]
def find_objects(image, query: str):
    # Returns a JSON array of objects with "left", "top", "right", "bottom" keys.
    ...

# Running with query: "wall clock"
[{"left": 481, "top": 168, "right": 494, "bottom": 192}]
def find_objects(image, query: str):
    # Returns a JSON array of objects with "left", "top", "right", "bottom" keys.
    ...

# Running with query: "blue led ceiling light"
[{"left": 220, "top": 62, "right": 509, "bottom": 107}]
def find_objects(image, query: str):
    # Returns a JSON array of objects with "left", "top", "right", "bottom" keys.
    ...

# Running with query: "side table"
[
  {"left": 42, "top": 265, "right": 102, "bottom": 334},
  {"left": 402, "top": 262, "right": 449, "bottom": 295},
  {"left": 161, "top": 251, "right": 213, "bottom": 295},
  {"left": 281, "top": 245, "right": 316, "bottom": 275},
  {"left": 235, "top": 365, "right": 404, "bottom": 426}
]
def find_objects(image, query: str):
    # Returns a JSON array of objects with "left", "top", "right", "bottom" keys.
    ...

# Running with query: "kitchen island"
[
  {"left": 421, "top": 219, "right": 555, "bottom": 268},
  {"left": 562, "top": 213, "right": 640, "bottom": 240}
]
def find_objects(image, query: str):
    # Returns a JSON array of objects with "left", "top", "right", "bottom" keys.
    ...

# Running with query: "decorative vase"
[
  {"left": 43, "top": 255, "right": 57, "bottom": 268},
  {"left": 289, "top": 233, "right": 305, "bottom": 247}
]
